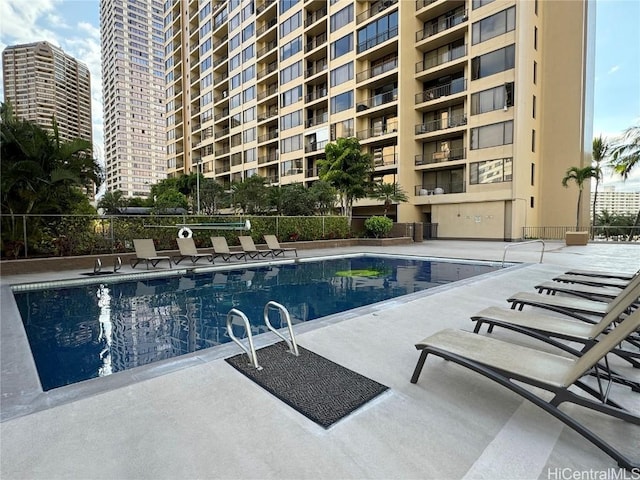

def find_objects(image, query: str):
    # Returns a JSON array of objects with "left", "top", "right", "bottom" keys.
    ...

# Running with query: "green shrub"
[{"left": 364, "top": 216, "right": 393, "bottom": 238}]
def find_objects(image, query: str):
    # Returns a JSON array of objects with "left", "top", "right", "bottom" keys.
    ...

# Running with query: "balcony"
[
  {"left": 215, "top": 145, "right": 230, "bottom": 156},
  {"left": 305, "top": 60, "right": 327, "bottom": 79},
  {"left": 215, "top": 164, "right": 230, "bottom": 174},
  {"left": 257, "top": 39, "right": 277, "bottom": 59},
  {"left": 373, "top": 153, "right": 398, "bottom": 167},
  {"left": 282, "top": 168, "right": 303, "bottom": 177},
  {"left": 304, "top": 6, "right": 327, "bottom": 27},
  {"left": 357, "top": 27, "right": 398, "bottom": 54},
  {"left": 305, "top": 166, "right": 321, "bottom": 178},
  {"left": 306, "top": 112, "right": 328, "bottom": 128},
  {"left": 257, "top": 84, "right": 278, "bottom": 101},
  {"left": 415, "top": 182, "right": 465, "bottom": 195},
  {"left": 356, "top": 122, "right": 398, "bottom": 141},
  {"left": 357, "top": 88, "right": 398, "bottom": 110},
  {"left": 258, "top": 152, "right": 278, "bottom": 164},
  {"left": 258, "top": 130, "right": 278, "bottom": 143},
  {"left": 258, "top": 108, "right": 278, "bottom": 122},
  {"left": 356, "top": 0, "right": 398, "bottom": 24},
  {"left": 415, "top": 115, "right": 466, "bottom": 135},
  {"left": 414, "top": 147, "right": 466, "bottom": 165},
  {"left": 305, "top": 88, "right": 328, "bottom": 103},
  {"left": 256, "top": 17, "right": 277, "bottom": 37},
  {"left": 214, "top": 127, "right": 230, "bottom": 139},
  {"left": 415, "top": 0, "right": 440, "bottom": 11},
  {"left": 214, "top": 71, "right": 228, "bottom": 86},
  {"left": 305, "top": 33, "right": 327, "bottom": 53},
  {"left": 416, "top": 10, "right": 467, "bottom": 42},
  {"left": 304, "top": 139, "right": 328, "bottom": 153},
  {"left": 257, "top": 61, "right": 278, "bottom": 80},
  {"left": 356, "top": 56, "right": 398, "bottom": 83},
  {"left": 266, "top": 174, "right": 279, "bottom": 184},
  {"left": 415, "top": 80, "right": 466, "bottom": 104},
  {"left": 256, "top": 0, "right": 276, "bottom": 15},
  {"left": 416, "top": 44, "right": 466, "bottom": 73}
]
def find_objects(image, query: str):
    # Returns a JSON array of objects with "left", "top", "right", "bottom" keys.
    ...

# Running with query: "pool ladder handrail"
[
  {"left": 226, "top": 302, "right": 299, "bottom": 370},
  {"left": 501, "top": 239, "right": 545, "bottom": 267}
]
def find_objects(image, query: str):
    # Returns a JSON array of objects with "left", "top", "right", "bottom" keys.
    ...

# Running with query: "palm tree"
[
  {"left": 609, "top": 124, "right": 640, "bottom": 240},
  {"left": 368, "top": 182, "right": 409, "bottom": 216},
  {"left": 591, "top": 136, "right": 608, "bottom": 234},
  {"left": 561, "top": 166, "right": 600, "bottom": 231},
  {"left": 319, "top": 137, "right": 373, "bottom": 225}
]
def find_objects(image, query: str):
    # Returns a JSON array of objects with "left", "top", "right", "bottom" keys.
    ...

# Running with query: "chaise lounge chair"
[
  {"left": 130, "top": 239, "right": 172, "bottom": 269},
  {"left": 553, "top": 274, "right": 632, "bottom": 289},
  {"left": 264, "top": 234, "right": 298, "bottom": 257},
  {"left": 172, "top": 237, "right": 213, "bottom": 265},
  {"left": 410, "top": 309, "right": 640, "bottom": 470},
  {"left": 534, "top": 281, "right": 623, "bottom": 301},
  {"left": 506, "top": 273, "right": 640, "bottom": 322},
  {"left": 563, "top": 268, "right": 639, "bottom": 281},
  {"left": 210, "top": 236, "right": 246, "bottom": 262},
  {"left": 238, "top": 235, "right": 274, "bottom": 259}
]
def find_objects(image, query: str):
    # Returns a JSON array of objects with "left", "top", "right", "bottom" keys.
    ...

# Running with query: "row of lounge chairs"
[
  {"left": 411, "top": 267, "right": 640, "bottom": 469},
  {"left": 130, "top": 235, "right": 297, "bottom": 269}
]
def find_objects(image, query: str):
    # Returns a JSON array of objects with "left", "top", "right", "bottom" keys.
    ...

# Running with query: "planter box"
[{"left": 565, "top": 231, "right": 589, "bottom": 246}]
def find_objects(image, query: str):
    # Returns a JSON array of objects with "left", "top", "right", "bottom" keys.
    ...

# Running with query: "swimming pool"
[{"left": 14, "top": 254, "right": 503, "bottom": 391}]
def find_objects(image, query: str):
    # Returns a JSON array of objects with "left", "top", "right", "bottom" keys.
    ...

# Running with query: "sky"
[{"left": 0, "top": 0, "right": 639, "bottom": 191}]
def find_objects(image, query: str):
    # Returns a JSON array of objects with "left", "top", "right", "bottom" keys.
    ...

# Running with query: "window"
[
  {"left": 531, "top": 163, "right": 535, "bottom": 185},
  {"left": 243, "top": 85, "right": 256, "bottom": 102},
  {"left": 242, "top": 44, "right": 255, "bottom": 62},
  {"left": 230, "top": 93, "right": 242, "bottom": 110},
  {"left": 281, "top": 110, "right": 302, "bottom": 130},
  {"left": 231, "top": 133, "right": 242, "bottom": 147},
  {"left": 280, "top": 0, "right": 299, "bottom": 14},
  {"left": 229, "top": 13, "right": 241, "bottom": 32},
  {"left": 281, "top": 159, "right": 302, "bottom": 176},
  {"left": 231, "top": 113, "right": 242, "bottom": 127},
  {"left": 244, "top": 147, "right": 257, "bottom": 163},
  {"left": 330, "top": 4, "right": 353, "bottom": 32},
  {"left": 534, "top": 26, "right": 538, "bottom": 50},
  {"left": 472, "top": 0, "right": 495, "bottom": 9},
  {"left": 281, "top": 134, "right": 302, "bottom": 153},
  {"left": 331, "top": 118, "right": 354, "bottom": 139},
  {"left": 200, "top": 38, "right": 212, "bottom": 55},
  {"left": 357, "top": 11, "right": 398, "bottom": 53},
  {"left": 242, "top": 64, "right": 255, "bottom": 82},
  {"left": 280, "top": 60, "right": 302, "bottom": 85},
  {"left": 243, "top": 106, "right": 256, "bottom": 122},
  {"left": 469, "top": 158, "right": 512, "bottom": 184},
  {"left": 200, "top": 55, "right": 212, "bottom": 71},
  {"left": 471, "top": 45, "right": 515, "bottom": 80},
  {"left": 532, "top": 95, "right": 536, "bottom": 118},
  {"left": 331, "top": 90, "right": 353, "bottom": 114},
  {"left": 330, "top": 62, "right": 354, "bottom": 87},
  {"left": 331, "top": 33, "right": 353, "bottom": 59},
  {"left": 230, "top": 53, "right": 241, "bottom": 70},
  {"left": 470, "top": 82, "right": 514, "bottom": 115},
  {"left": 531, "top": 129, "right": 536, "bottom": 152},
  {"left": 244, "top": 127, "right": 256, "bottom": 143},
  {"left": 201, "top": 73, "right": 213, "bottom": 89},
  {"left": 242, "top": 23, "right": 254, "bottom": 42},
  {"left": 280, "top": 11, "right": 301, "bottom": 37},
  {"left": 242, "top": 1, "right": 254, "bottom": 21},
  {"left": 281, "top": 85, "right": 303, "bottom": 106},
  {"left": 280, "top": 36, "right": 302, "bottom": 60},
  {"left": 471, "top": 7, "right": 516, "bottom": 44},
  {"left": 533, "top": 61, "right": 537, "bottom": 84},
  {"left": 229, "top": 33, "right": 241, "bottom": 52},
  {"left": 470, "top": 121, "right": 513, "bottom": 149},
  {"left": 230, "top": 73, "right": 241, "bottom": 90}
]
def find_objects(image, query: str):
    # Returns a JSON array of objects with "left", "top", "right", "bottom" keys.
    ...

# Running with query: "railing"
[
  {"left": 373, "top": 153, "right": 398, "bottom": 167},
  {"left": 357, "top": 26, "right": 399, "bottom": 54},
  {"left": 415, "top": 182, "right": 466, "bottom": 195},
  {"left": 214, "top": 127, "right": 230, "bottom": 139},
  {"left": 415, "top": 10, "right": 468, "bottom": 41},
  {"left": 305, "top": 61, "right": 327, "bottom": 78},
  {"left": 305, "top": 139, "right": 328, "bottom": 153},
  {"left": 215, "top": 145, "right": 230, "bottom": 156},
  {"left": 305, "top": 33, "right": 327, "bottom": 53},
  {"left": 415, "top": 114, "right": 466, "bottom": 134},
  {"left": 257, "top": 108, "right": 278, "bottom": 122},
  {"left": 305, "top": 166, "right": 320, "bottom": 178},
  {"left": 215, "top": 165, "right": 230, "bottom": 174},
  {"left": 257, "top": 61, "right": 278, "bottom": 80},
  {"left": 305, "top": 88, "right": 328, "bottom": 102},
  {"left": 256, "top": 17, "right": 277, "bottom": 36},
  {"left": 211, "top": 34, "right": 228, "bottom": 52},
  {"left": 256, "top": 0, "right": 276, "bottom": 15},
  {"left": 257, "top": 39, "right": 277, "bottom": 58},
  {"left": 306, "top": 112, "right": 328, "bottom": 128},
  {"left": 358, "top": 88, "right": 398, "bottom": 110},
  {"left": 502, "top": 240, "right": 545, "bottom": 267},
  {"left": 258, "top": 130, "right": 278, "bottom": 142},
  {"left": 213, "top": 71, "right": 229, "bottom": 85},
  {"left": 258, "top": 153, "right": 278, "bottom": 164},
  {"left": 356, "top": 122, "right": 398, "bottom": 140},
  {"left": 214, "top": 109, "right": 229, "bottom": 121},
  {"left": 415, "top": 80, "right": 466, "bottom": 104},
  {"left": 416, "top": 0, "right": 440, "bottom": 10},
  {"left": 356, "top": 56, "right": 398, "bottom": 83},
  {"left": 257, "top": 84, "right": 278, "bottom": 100},
  {"left": 357, "top": 0, "right": 398, "bottom": 24},
  {"left": 305, "top": 6, "right": 327, "bottom": 27},
  {"left": 416, "top": 44, "right": 467, "bottom": 73},
  {"left": 415, "top": 147, "right": 466, "bottom": 165},
  {"left": 523, "top": 226, "right": 640, "bottom": 242}
]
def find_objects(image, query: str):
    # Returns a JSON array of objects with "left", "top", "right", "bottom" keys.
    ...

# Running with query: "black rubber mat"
[{"left": 226, "top": 342, "right": 388, "bottom": 428}]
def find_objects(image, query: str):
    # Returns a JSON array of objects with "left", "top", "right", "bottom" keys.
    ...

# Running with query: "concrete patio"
[{"left": 1, "top": 240, "right": 639, "bottom": 479}]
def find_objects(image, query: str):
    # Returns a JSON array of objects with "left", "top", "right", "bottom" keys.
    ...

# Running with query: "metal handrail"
[
  {"left": 263, "top": 301, "right": 299, "bottom": 356},
  {"left": 226, "top": 309, "right": 262, "bottom": 369},
  {"left": 501, "top": 239, "right": 545, "bottom": 267}
]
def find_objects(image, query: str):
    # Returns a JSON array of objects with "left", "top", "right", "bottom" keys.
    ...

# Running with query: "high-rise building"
[
  {"left": 2, "top": 41, "right": 93, "bottom": 144},
  {"left": 165, "top": 0, "right": 595, "bottom": 240},
  {"left": 591, "top": 187, "right": 640, "bottom": 218},
  {"left": 100, "top": 0, "right": 166, "bottom": 198}
]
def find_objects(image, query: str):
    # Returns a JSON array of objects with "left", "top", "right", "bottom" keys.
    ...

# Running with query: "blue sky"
[{"left": 0, "top": 0, "right": 639, "bottom": 190}]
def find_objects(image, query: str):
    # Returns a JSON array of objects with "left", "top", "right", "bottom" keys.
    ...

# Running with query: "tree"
[
  {"left": 309, "top": 180, "right": 337, "bottom": 215},
  {"left": 98, "top": 190, "right": 126, "bottom": 214},
  {"left": 231, "top": 175, "right": 269, "bottom": 214},
  {"left": 319, "top": 137, "right": 373, "bottom": 225},
  {"left": 368, "top": 182, "right": 409, "bottom": 216},
  {"left": 199, "top": 177, "right": 227, "bottom": 215},
  {"left": 152, "top": 190, "right": 188, "bottom": 213},
  {"left": 561, "top": 166, "right": 599, "bottom": 230},
  {"left": 609, "top": 124, "right": 640, "bottom": 240},
  {"left": 277, "top": 184, "right": 316, "bottom": 216},
  {"left": 591, "top": 136, "right": 608, "bottom": 233}
]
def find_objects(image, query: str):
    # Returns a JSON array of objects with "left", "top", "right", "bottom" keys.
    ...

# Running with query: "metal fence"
[{"left": 523, "top": 226, "right": 640, "bottom": 242}]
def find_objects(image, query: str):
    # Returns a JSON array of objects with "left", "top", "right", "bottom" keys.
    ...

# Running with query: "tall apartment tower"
[
  {"left": 2, "top": 41, "right": 93, "bottom": 143},
  {"left": 165, "top": 0, "right": 594, "bottom": 240},
  {"left": 100, "top": 0, "right": 167, "bottom": 198}
]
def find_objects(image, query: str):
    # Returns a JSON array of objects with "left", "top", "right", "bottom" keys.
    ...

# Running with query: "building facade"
[
  {"left": 2, "top": 41, "right": 93, "bottom": 144},
  {"left": 101, "top": 0, "right": 167, "bottom": 198},
  {"left": 591, "top": 188, "right": 640, "bottom": 218},
  {"left": 165, "top": 0, "right": 595, "bottom": 240}
]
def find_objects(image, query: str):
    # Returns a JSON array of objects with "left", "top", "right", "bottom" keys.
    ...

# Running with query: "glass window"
[
  {"left": 280, "top": 36, "right": 302, "bottom": 60},
  {"left": 280, "top": 11, "right": 301, "bottom": 37},
  {"left": 229, "top": 33, "right": 241, "bottom": 52},
  {"left": 230, "top": 53, "right": 241, "bottom": 71},
  {"left": 330, "top": 4, "right": 353, "bottom": 32},
  {"left": 356, "top": 12, "right": 398, "bottom": 53},
  {"left": 244, "top": 147, "right": 256, "bottom": 163},
  {"left": 230, "top": 93, "right": 242, "bottom": 110},
  {"left": 331, "top": 118, "right": 354, "bottom": 139},
  {"left": 469, "top": 158, "right": 512, "bottom": 184},
  {"left": 472, "top": 6, "right": 516, "bottom": 45},
  {"left": 280, "top": 60, "right": 302, "bottom": 85},
  {"left": 230, "top": 73, "right": 241, "bottom": 90},
  {"left": 281, "top": 110, "right": 302, "bottom": 130},
  {"left": 280, "top": 0, "right": 299, "bottom": 14},
  {"left": 330, "top": 62, "right": 354, "bottom": 87},
  {"left": 281, "top": 85, "right": 303, "bottom": 106},
  {"left": 470, "top": 121, "right": 514, "bottom": 149},
  {"left": 242, "top": 44, "right": 255, "bottom": 62},
  {"left": 331, "top": 90, "right": 353, "bottom": 114},
  {"left": 472, "top": 0, "right": 495, "bottom": 9},
  {"left": 471, "top": 45, "right": 515, "bottom": 80},
  {"left": 243, "top": 85, "right": 256, "bottom": 102},
  {"left": 229, "top": 13, "right": 241, "bottom": 32},
  {"left": 231, "top": 112, "right": 242, "bottom": 127},
  {"left": 244, "top": 127, "right": 256, "bottom": 143},
  {"left": 331, "top": 33, "right": 353, "bottom": 60},
  {"left": 242, "top": 22, "right": 254, "bottom": 42},
  {"left": 242, "top": 1, "right": 254, "bottom": 21},
  {"left": 281, "top": 134, "right": 302, "bottom": 153},
  {"left": 242, "top": 64, "right": 255, "bottom": 82},
  {"left": 243, "top": 106, "right": 256, "bottom": 122},
  {"left": 471, "top": 82, "right": 514, "bottom": 115}
]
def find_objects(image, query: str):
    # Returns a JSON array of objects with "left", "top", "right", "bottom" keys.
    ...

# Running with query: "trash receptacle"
[{"left": 413, "top": 222, "right": 423, "bottom": 242}]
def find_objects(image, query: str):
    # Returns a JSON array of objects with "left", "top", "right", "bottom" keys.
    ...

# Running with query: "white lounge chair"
[
  {"left": 210, "top": 236, "right": 246, "bottom": 262},
  {"left": 238, "top": 236, "right": 274, "bottom": 259},
  {"left": 264, "top": 234, "right": 298, "bottom": 257},
  {"left": 173, "top": 237, "right": 213, "bottom": 264}
]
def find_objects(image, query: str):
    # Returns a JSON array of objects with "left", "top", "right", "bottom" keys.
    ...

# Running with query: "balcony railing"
[
  {"left": 305, "top": 33, "right": 327, "bottom": 53},
  {"left": 416, "top": 44, "right": 467, "bottom": 73},
  {"left": 258, "top": 108, "right": 278, "bottom": 122},
  {"left": 357, "top": 26, "right": 398, "bottom": 54},
  {"left": 373, "top": 153, "right": 398, "bottom": 167},
  {"left": 306, "top": 112, "right": 328, "bottom": 128},
  {"left": 414, "top": 147, "right": 467, "bottom": 165},
  {"left": 257, "top": 61, "right": 278, "bottom": 80},
  {"left": 256, "top": 0, "right": 276, "bottom": 15},
  {"left": 256, "top": 17, "right": 277, "bottom": 36},
  {"left": 356, "top": 56, "right": 398, "bottom": 83},
  {"left": 213, "top": 71, "right": 229, "bottom": 86},
  {"left": 257, "top": 39, "right": 277, "bottom": 58},
  {"left": 211, "top": 34, "right": 228, "bottom": 52},
  {"left": 305, "top": 139, "right": 328, "bottom": 153},
  {"left": 415, "top": 0, "right": 440, "bottom": 10},
  {"left": 357, "top": 0, "right": 398, "bottom": 24},
  {"left": 215, "top": 146, "right": 230, "bottom": 156},
  {"left": 214, "top": 127, "right": 230, "bottom": 139},
  {"left": 305, "top": 88, "right": 328, "bottom": 102},
  {"left": 281, "top": 168, "right": 303, "bottom": 177},
  {"left": 266, "top": 174, "right": 279, "bottom": 184},
  {"left": 305, "top": 166, "right": 321, "bottom": 178},
  {"left": 257, "top": 84, "right": 278, "bottom": 100},
  {"left": 358, "top": 88, "right": 398, "bottom": 110},
  {"left": 214, "top": 109, "right": 229, "bottom": 122},
  {"left": 305, "top": 61, "right": 327, "bottom": 78},
  {"left": 416, "top": 10, "right": 468, "bottom": 42},
  {"left": 258, "top": 130, "right": 278, "bottom": 142},
  {"left": 415, "top": 80, "right": 466, "bottom": 103},
  {"left": 415, "top": 182, "right": 465, "bottom": 196},
  {"left": 258, "top": 152, "right": 278, "bottom": 164},
  {"left": 215, "top": 165, "right": 230, "bottom": 174},
  {"left": 304, "top": 6, "right": 327, "bottom": 27},
  {"left": 415, "top": 114, "right": 467, "bottom": 134},
  {"left": 356, "top": 122, "right": 398, "bottom": 141}
]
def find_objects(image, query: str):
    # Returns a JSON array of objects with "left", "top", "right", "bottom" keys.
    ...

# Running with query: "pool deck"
[{"left": 1, "top": 240, "right": 639, "bottom": 479}]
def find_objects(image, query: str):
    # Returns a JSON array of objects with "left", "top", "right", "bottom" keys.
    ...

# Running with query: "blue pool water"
[{"left": 14, "top": 255, "right": 500, "bottom": 391}]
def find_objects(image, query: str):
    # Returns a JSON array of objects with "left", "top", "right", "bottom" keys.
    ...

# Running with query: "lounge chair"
[
  {"left": 238, "top": 235, "right": 274, "bottom": 259},
  {"left": 130, "top": 239, "right": 172, "bottom": 269},
  {"left": 172, "top": 237, "right": 213, "bottom": 265},
  {"left": 553, "top": 274, "right": 631, "bottom": 289},
  {"left": 472, "top": 280, "right": 640, "bottom": 369},
  {"left": 210, "top": 236, "right": 246, "bottom": 262},
  {"left": 564, "top": 268, "right": 638, "bottom": 281},
  {"left": 534, "top": 281, "right": 623, "bottom": 301},
  {"left": 506, "top": 273, "right": 640, "bottom": 322},
  {"left": 264, "top": 234, "right": 298, "bottom": 257},
  {"left": 410, "top": 309, "right": 640, "bottom": 470}
]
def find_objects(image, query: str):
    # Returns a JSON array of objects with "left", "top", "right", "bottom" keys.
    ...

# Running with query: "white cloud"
[{"left": 607, "top": 65, "right": 620, "bottom": 75}]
